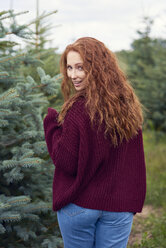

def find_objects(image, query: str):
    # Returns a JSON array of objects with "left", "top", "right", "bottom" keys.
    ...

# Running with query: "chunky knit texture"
[{"left": 43, "top": 98, "right": 146, "bottom": 213}]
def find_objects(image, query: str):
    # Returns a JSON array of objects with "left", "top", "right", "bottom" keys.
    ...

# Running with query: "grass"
[
  {"left": 128, "top": 130, "right": 166, "bottom": 247},
  {"left": 143, "top": 130, "right": 166, "bottom": 208}
]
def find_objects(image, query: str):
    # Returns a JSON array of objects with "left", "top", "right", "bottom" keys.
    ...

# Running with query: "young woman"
[{"left": 43, "top": 37, "right": 146, "bottom": 248}]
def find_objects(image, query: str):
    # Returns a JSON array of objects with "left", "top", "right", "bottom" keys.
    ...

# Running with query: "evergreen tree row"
[
  {"left": 1, "top": 9, "right": 165, "bottom": 248},
  {"left": 0, "top": 10, "right": 63, "bottom": 248},
  {"left": 117, "top": 17, "right": 166, "bottom": 135}
]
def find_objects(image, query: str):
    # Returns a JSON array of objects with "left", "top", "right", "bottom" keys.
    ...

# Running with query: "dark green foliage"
[
  {"left": 22, "top": 8, "right": 61, "bottom": 83},
  {"left": 21, "top": 49, "right": 61, "bottom": 84},
  {"left": 117, "top": 18, "right": 166, "bottom": 246},
  {"left": 0, "top": 10, "right": 63, "bottom": 248},
  {"left": 117, "top": 17, "right": 166, "bottom": 133}
]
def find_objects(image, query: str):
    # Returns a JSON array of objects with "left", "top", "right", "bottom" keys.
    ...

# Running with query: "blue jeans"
[{"left": 57, "top": 203, "right": 134, "bottom": 248}]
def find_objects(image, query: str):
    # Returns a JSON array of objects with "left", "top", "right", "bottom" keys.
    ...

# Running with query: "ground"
[{"left": 128, "top": 205, "right": 162, "bottom": 247}]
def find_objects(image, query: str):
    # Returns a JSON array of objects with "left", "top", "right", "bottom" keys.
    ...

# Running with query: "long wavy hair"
[{"left": 57, "top": 37, "right": 143, "bottom": 146}]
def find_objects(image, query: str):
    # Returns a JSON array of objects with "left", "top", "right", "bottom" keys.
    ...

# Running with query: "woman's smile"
[{"left": 67, "top": 51, "right": 86, "bottom": 91}]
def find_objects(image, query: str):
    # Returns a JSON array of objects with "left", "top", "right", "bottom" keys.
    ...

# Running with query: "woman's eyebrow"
[
  {"left": 75, "top": 63, "right": 83, "bottom": 66},
  {"left": 68, "top": 62, "right": 83, "bottom": 65}
]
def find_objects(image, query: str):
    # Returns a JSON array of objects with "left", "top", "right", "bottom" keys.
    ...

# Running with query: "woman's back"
[
  {"left": 43, "top": 36, "right": 146, "bottom": 248},
  {"left": 44, "top": 98, "right": 146, "bottom": 213}
]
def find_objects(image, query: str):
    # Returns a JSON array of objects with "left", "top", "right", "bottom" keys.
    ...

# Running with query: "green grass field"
[{"left": 128, "top": 130, "right": 166, "bottom": 248}]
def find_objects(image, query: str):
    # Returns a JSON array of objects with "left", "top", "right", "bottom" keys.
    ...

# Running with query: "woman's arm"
[
  {"left": 43, "top": 107, "right": 79, "bottom": 175},
  {"left": 43, "top": 102, "right": 105, "bottom": 206}
]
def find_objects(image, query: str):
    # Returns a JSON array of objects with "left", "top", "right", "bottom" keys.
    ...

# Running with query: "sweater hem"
[{"left": 71, "top": 198, "right": 145, "bottom": 213}]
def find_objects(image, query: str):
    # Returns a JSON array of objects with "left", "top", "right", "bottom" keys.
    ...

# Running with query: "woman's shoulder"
[
  {"left": 65, "top": 97, "right": 89, "bottom": 125},
  {"left": 69, "top": 97, "right": 87, "bottom": 114}
]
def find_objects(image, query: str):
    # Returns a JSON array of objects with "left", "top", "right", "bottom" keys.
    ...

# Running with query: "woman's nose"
[{"left": 71, "top": 69, "right": 77, "bottom": 79}]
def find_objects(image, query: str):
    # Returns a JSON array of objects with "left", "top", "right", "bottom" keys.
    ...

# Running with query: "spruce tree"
[
  {"left": 0, "top": 10, "right": 63, "bottom": 248},
  {"left": 23, "top": 6, "right": 61, "bottom": 81},
  {"left": 21, "top": 4, "right": 62, "bottom": 108},
  {"left": 118, "top": 17, "right": 166, "bottom": 134}
]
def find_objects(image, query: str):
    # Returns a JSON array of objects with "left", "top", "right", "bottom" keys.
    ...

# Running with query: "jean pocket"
[{"left": 61, "top": 203, "right": 86, "bottom": 217}]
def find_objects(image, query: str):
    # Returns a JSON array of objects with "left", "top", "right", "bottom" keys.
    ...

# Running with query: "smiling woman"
[
  {"left": 43, "top": 37, "right": 146, "bottom": 248},
  {"left": 66, "top": 51, "right": 86, "bottom": 91}
]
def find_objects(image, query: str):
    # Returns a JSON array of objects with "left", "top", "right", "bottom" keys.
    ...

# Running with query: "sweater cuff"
[
  {"left": 43, "top": 107, "right": 60, "bottom": 127},
  {"left": 47, "top": 107, "right": 59, "bottom": 117}
]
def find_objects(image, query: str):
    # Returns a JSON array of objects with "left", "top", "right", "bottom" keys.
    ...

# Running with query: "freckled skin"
[{"left": 67, "top": 51, "right": 86, "bottom": 91}]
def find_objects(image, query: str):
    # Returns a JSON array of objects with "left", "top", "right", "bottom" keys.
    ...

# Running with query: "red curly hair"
[{"left": 57, "top": 37, "right": 143, "bottom": 146}]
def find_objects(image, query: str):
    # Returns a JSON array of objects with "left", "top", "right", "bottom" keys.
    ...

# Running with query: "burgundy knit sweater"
[{"left": 43, "top": 98, "right": 146, "bottom": 213}]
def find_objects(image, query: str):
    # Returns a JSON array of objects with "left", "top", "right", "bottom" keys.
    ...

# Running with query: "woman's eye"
[
  {"left": 78, "top": 66, "right": 83, "bottom": 70},
  {"left": 67, "top": 65, "right": 72, "bottom": 70}
]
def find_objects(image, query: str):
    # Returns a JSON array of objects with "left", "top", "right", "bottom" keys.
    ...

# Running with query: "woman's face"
[{"left": 67, "top": 51, "right": 86, "bottom": 91}]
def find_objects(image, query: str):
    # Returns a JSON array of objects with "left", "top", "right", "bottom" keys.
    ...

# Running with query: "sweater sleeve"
[
  {"left": 43, "top": 101, "right": 105, "bottom": 205},
  {"left": 43, "top": 107, "right": 80, "bottom": 176}
]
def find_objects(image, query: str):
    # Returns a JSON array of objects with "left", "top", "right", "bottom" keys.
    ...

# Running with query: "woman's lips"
[{"left": 73, "top": 81, "right": 82, "bottom": 86}]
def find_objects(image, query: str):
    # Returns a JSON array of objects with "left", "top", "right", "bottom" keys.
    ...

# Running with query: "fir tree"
[
  {"left": 21, "top": 3, "right": 62, "bottom": 108},
  {"left": 23, "top": 3, "right": 61, "bottom": 81},
  {"left": 0, "top": 10, "right": 63, "bottom": 248},
  {"left": 118, "top": 16, "right": 166, "bottom": 134}
]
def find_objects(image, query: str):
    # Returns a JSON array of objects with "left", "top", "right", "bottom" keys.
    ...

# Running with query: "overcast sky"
[{"left": 1, "top": 0, "right": 166, "bottom": 53}]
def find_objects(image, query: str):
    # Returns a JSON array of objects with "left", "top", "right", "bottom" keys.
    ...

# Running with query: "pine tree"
[
  {"left": 20, "top": 2, "right": 62, "bottom": 111},
  {"left": 0, "top": 10, "right": 63, "bottom": 248},
  {"left": 22, "top": 2, "right": 61, "bottom": 81},
  {"left": 118, "top": 16, "right": 166, "bottom": 134}
]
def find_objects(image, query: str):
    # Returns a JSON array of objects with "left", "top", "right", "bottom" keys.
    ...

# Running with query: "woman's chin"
[{"left": 74, "top": 85, "right": 84, "bottom": 91}]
